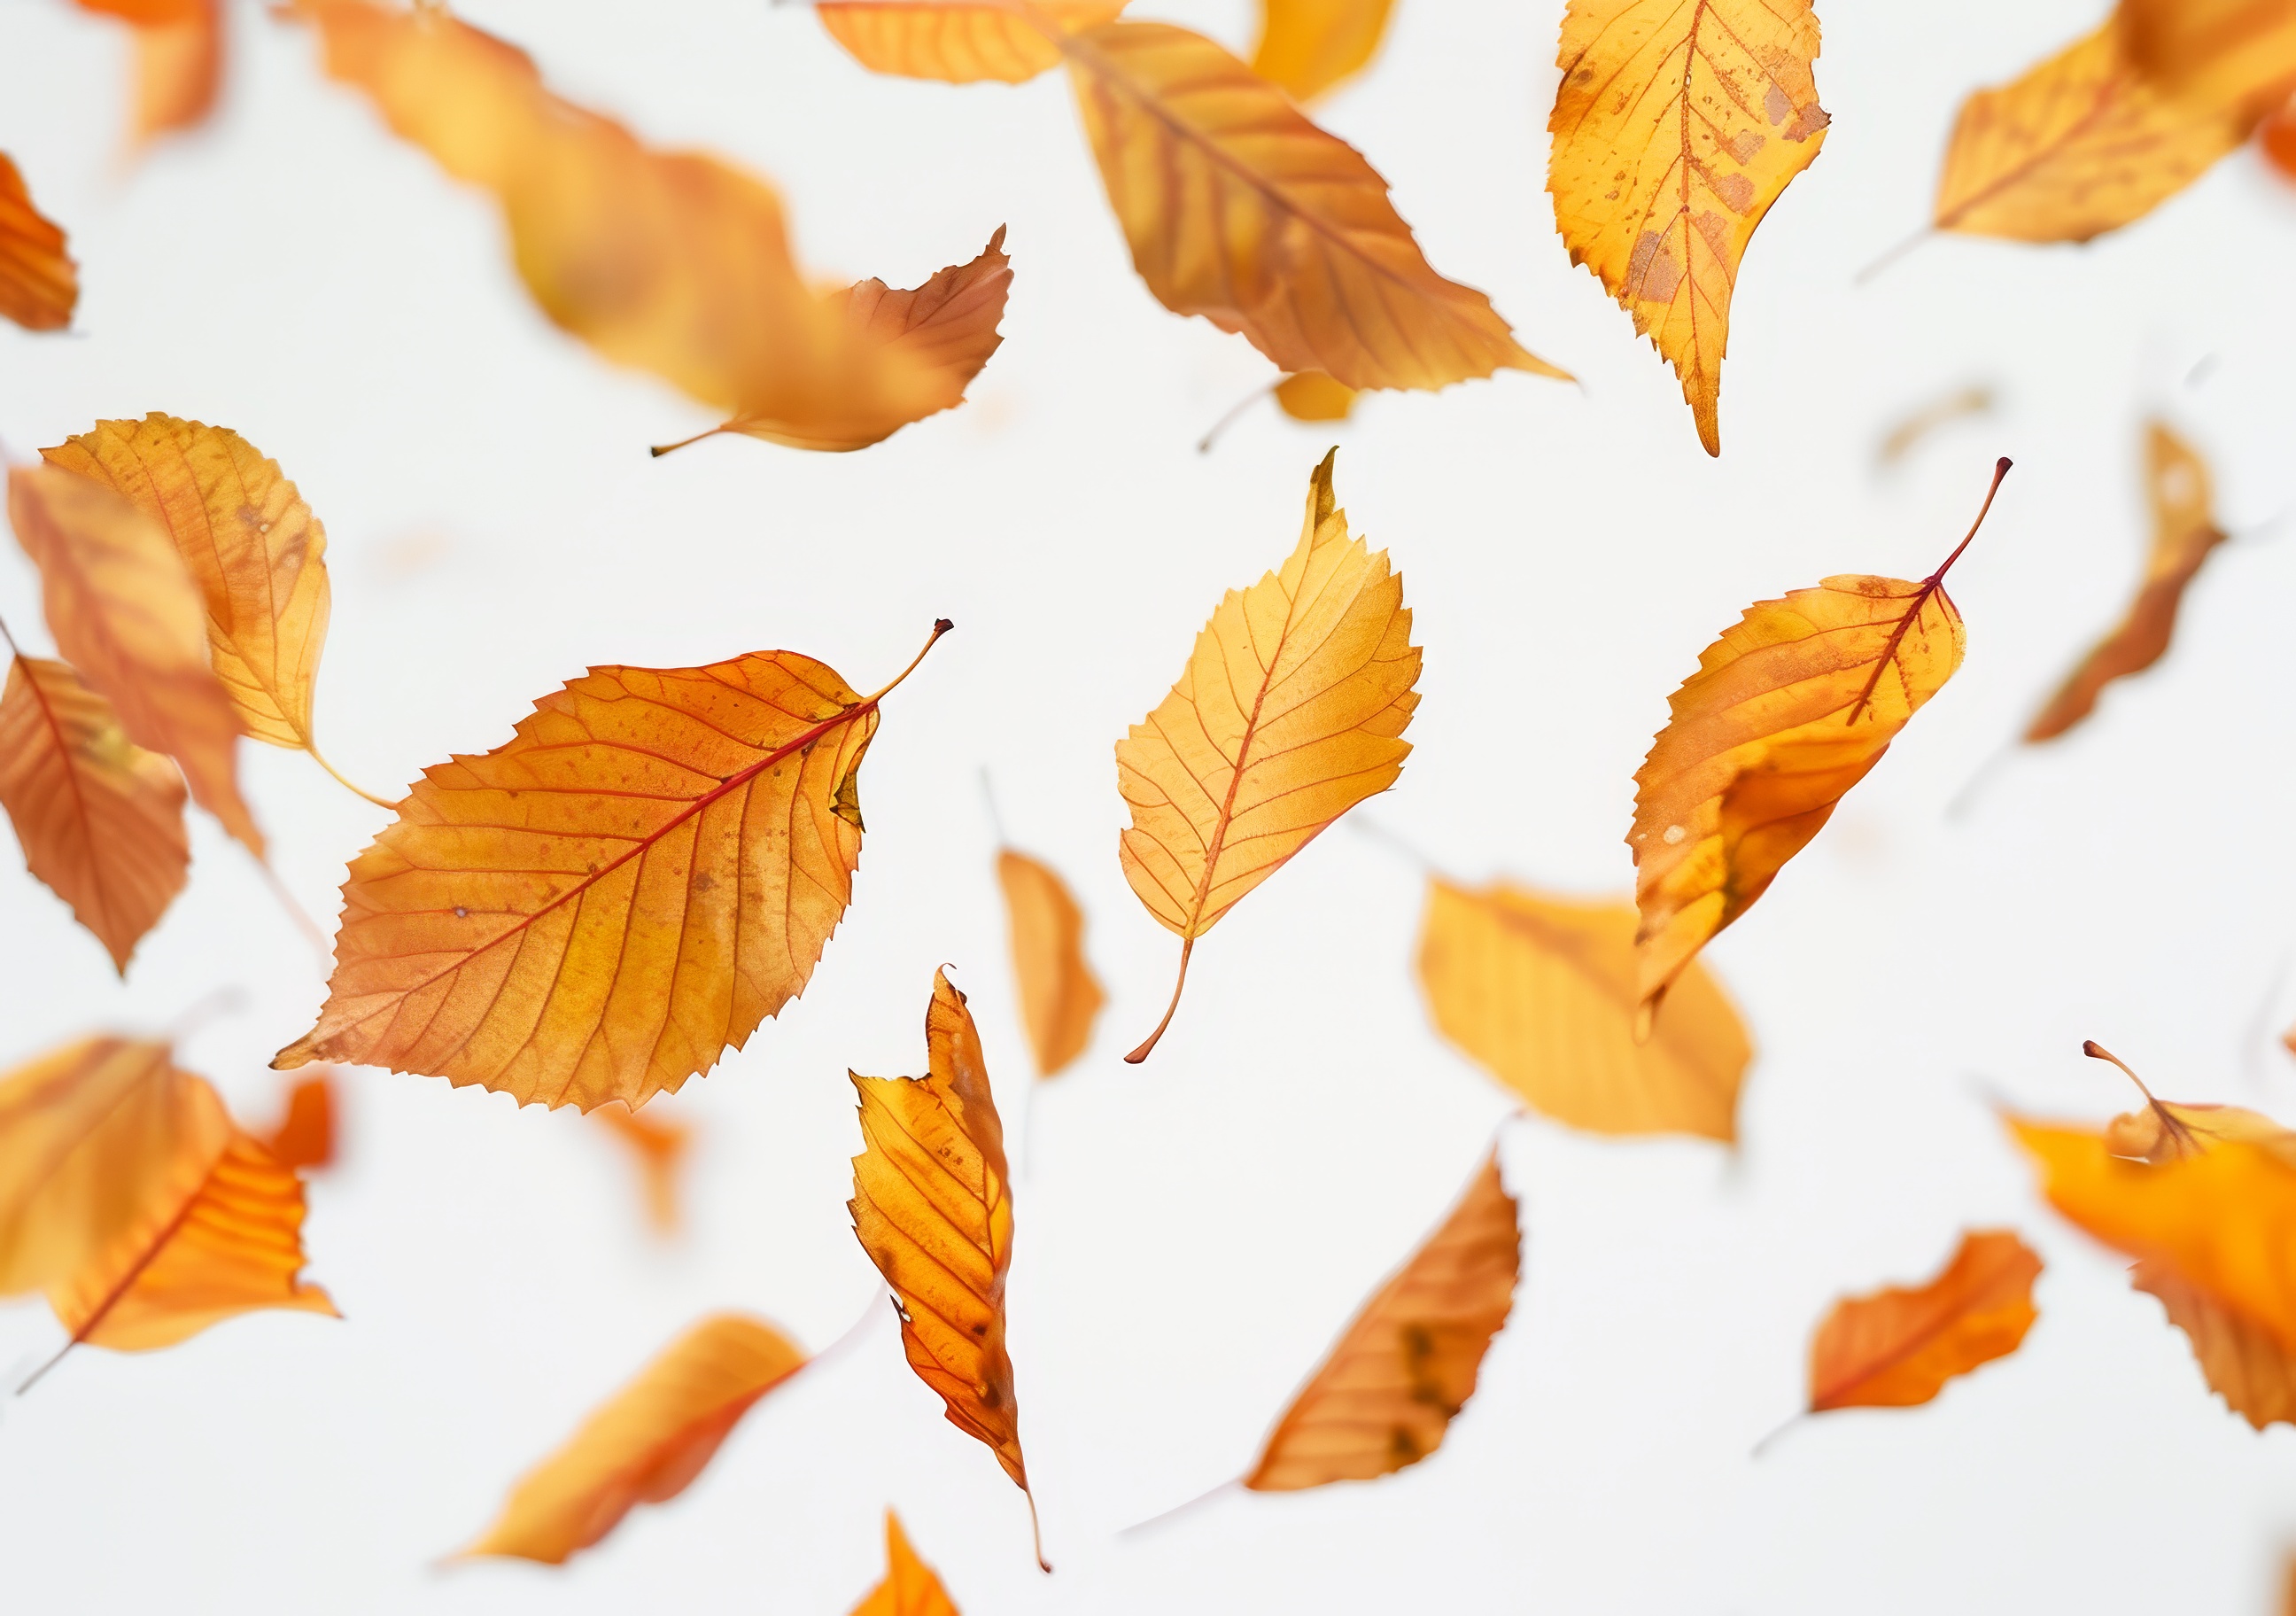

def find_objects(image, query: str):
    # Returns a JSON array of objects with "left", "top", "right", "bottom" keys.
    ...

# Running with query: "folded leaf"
[
  {"left": 0, "top": 655, "right": 190, "bottom": 972},
  {"left": 1251, "top": 0, "right": 1395, "bottom": 103},
  {"left": 2026, "top": 422, "right": 2228, "bottom": 741},
  {"left": 1245, "top": 1146, "right": 1517, "bottom": 1489},
  {"left": 818, "top": 0, "right": 1126, "bottom": 83},
  {"left": 1629, "top": 462, "right": 2008, "bottom": 1020},
  {"left": 1548, "top": 0, "right": 1827, "bottom": 455},
  {"left": 996, "top": 847, "right": 1105, "bottom": 1077},
  {"left": 275, "top": 624, "right": 950, "bottom": 1111},
  {"left": 0, "top": 152, "right": 76, "bottom": 332},
  {"left": 850, "top": 1511, "right": 962, "bottom": 1616},
  {"left": 1116, "top": 451, "right": 1419, "bottom": 1060},
  {"left": 2119, "top": 0, "right": 2296, "bottom": 122},
  {"left": 2133, "top": 1259, "right": 2296, "bottom": 1429},
  {"left": 1807, "top": 1230, "right": 2041, "bottom": 1413},
  {"left": 849, "top": 971, "right": 1040, "bottom": 1565},
  {"left": 263, "top": 1072, "right": 337, "bottom": 1172},
  {"left": 1416, "top": 879, "right": 1749, "bottom": 1141},
  {"left": 6, "top": 464, "right": 261, "bottom": 854},
  {"left": 595, "top": 1100, "right": 694, "bottom": 1233},
  {"left": 1274, "top": 372, "right": 1358, "bottom": 423},
  {"left": 465, "top": 1312, "right": 810, "bottom": 1563}
]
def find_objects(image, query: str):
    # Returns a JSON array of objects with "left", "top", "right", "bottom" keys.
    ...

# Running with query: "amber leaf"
[
  {"left": 1807, "top": 1230, "right": 2042, "bottom": 1413},
  {"left": 595, "top": 1100, "right": 694, "bottom": 1234},
  {"left": 1274, "top": 372, "right": 1359, "bottom": 423},
  {"left": 996, "top": 847, "right": 1105, "bottom": 1077},
  {"left": 818, "top": 0, "right": 1125, "bottom": 83},
  {"left": 849, "top": 1511, "right": 963, "bottom": 1616},
  {"left": 1251, "top": 0, "right": 1395, "bottom": 103},
  {"left": 0, "top": 152, "right": 76, "bottom": 332},
  {"left": 263, "top": 1072, "right": 337, "bottom": 1172}
]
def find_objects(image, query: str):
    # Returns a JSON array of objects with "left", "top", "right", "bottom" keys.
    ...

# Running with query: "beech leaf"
[
  {"left": 995, "top": 847, "right": 1105, "bottom": 1077},
  {"left": 0, "top": 152, "right": 76, "bottom": 332},
  {"left": 1806, "top": 1230, "right": 2042, "bottom": 1415}
]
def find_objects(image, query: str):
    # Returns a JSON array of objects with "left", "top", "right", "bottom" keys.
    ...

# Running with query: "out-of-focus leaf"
[
  {"left": 1273, "top": 372, "right": 1358, "bottom": 423},
  {"left": 263, "top": 1073, "right": 337, "bottom": 1172},
  {"left": 818, "top": 0, "right": 1126, "bottom": 83},
  {"left": 849, "top": 1511, "right": 962, "bottom": 1616},
  {"left": 1806, "top": 1231, "right": 2041, "bottom": 1413},
  {"left": 996, "top": 848, "right": 1104, "bottom": 1078},
  {"left": 0, "top": 153, "right": 76, "bottom": 331},
  {"left": 595, "top": 1100, "right": 693, "bottom": 1234},
  {"left": 2119, "top": 0, "right": 2296, "bottom": 122},
  {"left": 1251, "top": 0, "right": 1395, "bottom": 103}
]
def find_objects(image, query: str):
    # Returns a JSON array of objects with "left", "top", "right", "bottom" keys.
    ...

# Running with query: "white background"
[{"left": 4, "top": 0, "right": 2296, "bottom": 1610}]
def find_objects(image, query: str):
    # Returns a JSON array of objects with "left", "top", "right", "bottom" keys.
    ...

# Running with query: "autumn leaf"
[
  {"left": 2266, "top": 94, "right": 2296, "bottom": 176},
  {"left": 2119, "top": 0, "right": 2296, "bottom": 122},
  {"left": 274, "top": 622, "right": 951, "bottom": 1111},
  {"left": 1416, "top": 878, "right": 1750, "bottom": 1141},
  {"left": 1251, "top": 0, "right": 1396, "bottom": 103},
  {"left": 1548, "top": 0, "right": 1827, "bottom": 455},
  {"left": 849, "top": 971, "right": 1041, "bottom": 1566},
  {"left": 1274, "top": 372, "right": 1358, "bottom": 423},
  {"left": 6, "top": 464, "right": 262, "bottom": 854},
  {"left": 817, "top": 0, "right": 1126, "bottom": 84},
  {"left": 996, "top": 847, "right": 1105, "bottom": 1077},
  {"left": 595, "top": 1100, "right": 694, "bottom": 1234},
  {"left": 1117, "top": 451, "right": 1419, "bottom": 1061},
  {"left": 1245, "top": 1146, "right": 1517, "bottom": 1490},
  {"left": 463, "top": 1312, "right": 810, "bottom": 1563},
  {"left": 1629, "top": 461, "right": 2009, "bottom": 1021},
  {"left": 2025, "top": 423, "right": 2229, "bottom": 742},
  {"left": 263, "top": 1072, "right": 337, "bottom": 1172},
  {"left": 299, "top": 0, "right": 1003, "bottom": 453},
  {"left": 69, "top": 0, "right": 224, "bottom": 144},
  {"left": 850, "top": 1511, "right": 962, "bottom": 1616},
  {"left": 0, "top": 653, "right": 190, "bottom": 972},
  {"left": 0, "top": 152, "right": 76, "bottom": 332},
  {"left": 1804, "top": 1231, "right": 2042, "bottom": 1416}
]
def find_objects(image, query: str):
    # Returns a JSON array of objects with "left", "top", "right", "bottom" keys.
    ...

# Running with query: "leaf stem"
[
  {"left": 1928, "top": 456, "right": 2014, "bottom": 587},
  {"left": 648, "top": 425, "right": 728, "bottom": 459},
  {"left": 1196, "top": 380, "right": 1278, "bottom": 454},
  {"left": 1854, "top": 226, "right": 1933, "bottom": 286},
  {"left": 306, "top": 742, "right": 396, "bottom": 810},
  {"left": 1125, "top": 935, "right": 1194, "bottom": 1064},
  {"left": 2082, "top": 1039, "right": 2157, "bottom": 1104},
  {"left": 1843, "top": 456, "right": 2013, "bottom": 726},
  {"left": 1121, "top": 1476, "right": 1237, "bottom": 1536},
  {"left": 864, "top": 618, "right": 956, "bottom": 706}
]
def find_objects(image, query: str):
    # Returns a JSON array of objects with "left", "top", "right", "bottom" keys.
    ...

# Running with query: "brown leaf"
[
  {"left": 1807, "top": 1230, "right": 2042, "bottom": 1413},
  {"left": 0, "top": 152, "right": 77, "bottom": 332},
  {"left": 849, "top": 1511, "right": 963, "bottom": 1616},
  {"left": 996, "top": 847, "right": 1105, "bottom": 1077}
]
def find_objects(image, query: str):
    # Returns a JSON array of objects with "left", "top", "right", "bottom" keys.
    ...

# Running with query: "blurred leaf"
[
  {"left": 849, "top": 1511, "right": 962, "bottom": 1616},
  {"left": 263, "top": 1072, "right": 337, "bottom": 1172},
  {"left": 1273, "top": 372, "right": 1357, "bottom": 423},
  {"left": 1251, "top": 0, "right": 1395, "bottom": 103},
  {"left": 595, "top": 1100, "right": 693, "bottom": 1234},
  {"left": 1806, "top": 1231, "right": 2041, "bottom": 1413},
  {"left": 0, "top": 152, "right": 76, "bottom": 332},
  {"left": 996, "top": 848, "right": 1104, "bottom": 1077},
  {"left": 818, "top": 0, "right": 1126, "bottom": 83},
  {"left": 2119, "top": 0, "right": 2296, "bottom": 122}
]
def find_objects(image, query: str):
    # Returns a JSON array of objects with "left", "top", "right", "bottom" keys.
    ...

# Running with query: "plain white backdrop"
[{"left": 4, "top": 0, "right": 2296, "bottom": 1610}]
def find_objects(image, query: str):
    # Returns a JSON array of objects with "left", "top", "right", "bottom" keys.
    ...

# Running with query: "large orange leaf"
[
  {"left": 0, "top": 653, "right": 190, "bottom": 972},
  {"left": 1629, "top": 462, "right": 2009, "bottom": 1020},
  {"left": 818, "top": 0, "right": 1126, "bottom": 83},
  {"left": 1415, "top": 878, "right": 1750, "bottom": 1141},
  {"left": 0, "top": 152, "right": 76, "bottom": 332},
  {"left": 849, "top": 971, "right": 1040, "bottom": 1566},
  {"left": 850, "top": 1511, "right": 963, "bottom": 1616},
  {"left": 298, "top": 0, "right": 1002, "bottom": 453},
  {"left": 2025, "top": 423, "right": 2229, "bottom": 741},
  {"left": 1116, "top": 452, "right": 1419, "bottom": 1060},
  {"left": 1806, "top": 1230, "right": 2041, "bottom": 1414},
  {"left": 2118, "top": 0, "right": 2296, "bottom": 122},
  {"left": 1251, "top": 0, "right": 1396, "bottom": 103},
  {"left": 462, "top": 1312, "right": 809, "bottom": 1562},
  {"left": 1245, "top": 1146, "right": 1517, "bottom": 1489},
  {"left": 995, "top": 847, "right": 1105, "bottom": 1077},
  {"left": 594, "top": 1099, "right": 694, "bottom": 1234},
  {"left": 274, "top": 623, "right": 950, "bottom": 1111},
  {"left": 5, "top": 464, "right": 261, "bottom": 854},
  {"left": 1548, "top": 0, "right": 1828, "bottom": 455}
]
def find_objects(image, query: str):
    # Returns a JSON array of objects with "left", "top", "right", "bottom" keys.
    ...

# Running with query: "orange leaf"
[
  {"left": 1629, "top": 462, "right": 2008, "bottom": 1020},
  {"left": 1273, "top": 372, "right": 1358, "bottom": 423},
  {"left": 2025, "top": 423, "right": 2230, "bottom": 741},
  {"left": 2265, "top": 95, "right": 2296, "bottom": 175},
  {"left": 2131, "top": 1260, "right": 2296, "bottom": 1430},
  {"left": 818, "top": 0, "right": 1126, "bottom": 83},
  {"left": 849, "top": 971, "right": 1040, "bottom": 1566},
  {"left": 1416, "top": 878, "right": 1750, "bottom": 1141},
  {"left": 0, "top": 152, "right": 76, "bottom": 332},
  {"left": 0, "top": 654, "right": 190, "bottom": 972},
  {"left": 1807, "top": 1230, "right": 2041, "bottom": 1413},
  {"left": 1245, "top": 1146, "right": 1517, "bottom": 1489},
  {"left": 128, "top": 0, "right": 223, "bottom": 145},
  {"left": 1116, "top": 452, "right": 1419, "bottom": 1060},
  {"left": 995, "top": 848, "right": 1105, "bottom": 1077},
  {"left": 5, "top": 464, "right": 261, "bottom": 854},
  {"left": 594, "top": 1100, "right": 694, "bottom": 1234},
  {"left": 849, "top": 1511, "right": 963, "bottom": 1616},
  {"left": 263, "top": 1072, "right": 337, "bottom": 1172},
  {"left": 2119, "top": 0, "right": 2296, "bottom": 123},
  {"left": 1250, "top": 0, "right": 1396, "bottom": 103},
  {"left": 1547, "top": 0, "right": 1827, "bottom": 455},
  {"left": 463, "top": 1312, "right": 809, "bottom": 1563}
]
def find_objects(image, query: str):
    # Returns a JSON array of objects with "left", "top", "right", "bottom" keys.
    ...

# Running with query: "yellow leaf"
[
  {"left": 1415, "top": 878, "right": 1750, "bottom": 1141},
  {"left": 1245, "top": 1146, "right": 1517, "bottom": 1489},
  {"left": 1251, "top": 0, "right": 1395, "bottom": 103},
  {"left": 0, "top": 152, "right": 76, "bottom": 332},
  {"left": 275, "top": 622, "right": 951, "bottom": 1111},
  {"left": 849, "top": 971, "right": 1041, "bottom": 1566},
  {"left": 464, "top": 1313, "right": 810, "bottom": 1563},
  {"left": 818, "top": 0, "right": 1126, "bottom": 83},
  {"left": 996, "top": 848, "right": 1105, "bottom": 1077},
  {"left": 1806, "top": 1230, "right": 2041, "bottom": 1412},
  {"left": 594, "top": 1099, "right": 694, "bottom": 1234},
  {"left": 1629, "top": 462, "right": 2009, "bottom": 1020},
  {"left": 2119, "top": 0, "right": 2296, "bottom": 123},
  {"left": 1116, "top": 451, "right": 1419, "bottom": 1061},
  {"left": 1273, "top": 371, "right": 1358, "bottom": 423},
  {"left": 1547, "top": 0, "right": 1828, "bottom": 455},
  {"left": 5, "top": 464, "right": 260, "bottom": 855},
  {"left": 0, "top": 654, "right": 190, "bottom": 973},
  {"left": 849, "top": 1511, "right": 963, "bottom": 1616}
]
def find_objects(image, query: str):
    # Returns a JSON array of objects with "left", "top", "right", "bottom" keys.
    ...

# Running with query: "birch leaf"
[
  {"left": 0, "top": 152, "right": 76, "bottom": 331},
  {"left": 1806, "top": 1230, "right": 2041, "bottom": 1413},
  {"left": 1251, "top": 0, "right": 1396, "bottom": 103},
  {"left": 996, "top": 847, "right": 1105, "bottom": 1077}
]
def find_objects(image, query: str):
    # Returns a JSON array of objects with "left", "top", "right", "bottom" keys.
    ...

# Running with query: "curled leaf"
[
  {"left": 996, "top": 848, "right": 1105, "bottom": 1077},
  {"left": 1250, "top": 0, "right": 1395, "bottom": 103},
  {"left": 849, "top": 1511, "right": 962, "bottom": 1616},
  {"left": 1807, "top": 1230, "right": 2042, "bottom": 1414},
  {"left": 0, "top": 152, "right": 76, "bottom": 332}
]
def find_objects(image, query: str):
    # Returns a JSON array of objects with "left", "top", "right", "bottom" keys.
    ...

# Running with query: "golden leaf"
[
  {"left": 849, "top": 1511, "right": 963, "bottom": 1616},
  {"left": 1245, "top": 1146, "right": 1517, "bottom": 1489},
  {"left": 1116, "top": 451, "right": 1419, "bottom": 1061},
  {"left": 2026, "top": 423, "right": 2229, "bottom": 741},
  {"left": 849, "top": 971, "right": 1041, "bottom": 1566},
  {"left": 595, "top": 1100, "right": 694, "bottom": 1233},
  {"left": 2119, "top": 0, "right": 2296, "bottom": 122},
  {"left": 1274, "top": 372, "right": 1358, "bottom": 423},
  {"left": 0, "top": 655, "right": 190, "bottom": 972},
  {"left": 996, "top": 847, "right": 1105, "bottom": 1077},
  {"left": 0, "top": 152, "right": 76, "bottom": 332},
  {"left": 1548, "top": 0, "right": 1828, "bottom": 455},
  {"left": 1806, "top": 1230, "right": 2041, "bottom": 1412},
  {"left": 2132, "top": 1261, "right": 2296, "bottom": 1430},
  {"left": 129, "top": 0, "right": 223, "bottom": 145},
  {"left": 818, "top": 0, "right": 1126, "bottom": 83},
  {"left": 275, "top": 623, "right": 950, "bottom": 1111},
  {"left": 464, "top": 1312, "right": 810, "bottom": 1563},
  {"left": 1251, "top": 0, "right": 1395, "bottom": 103},
  {"left": 262, "top": 1072, "right": 337, "bottom": 1172},
  {"left": 1416, "top": 878, "right": 1750, "bottom": 1141},
  {"left": 1629, "top": 462, "right": 2009, "bottom": 1020}
]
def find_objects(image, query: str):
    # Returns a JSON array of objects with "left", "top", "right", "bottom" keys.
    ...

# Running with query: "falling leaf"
[
  {"left": 1116, "top": 451, "right": 1419, "bottom": 1061},
  {"left": 129, "top": 0, "right": 223, "bottom": 144},
  {"left": 817, "top": 0, "right": 1126, "bottom": 84},
  {"left": 1415, "top": 879, "right": 1750, "bottom": 1141},
  {"left": 2119, "top": 0, "right": 2296, "bottom": 122},
  {"left": 0, "top": 655, "right": 190, "bottom": 972},
  {"left": 995, "top": 848, "right": 1105, "bottom": 1077},
  {"left": 849, "top": 1511, "right": 962, "bottom": 1616},
  {"left": 1274, "top": 372, "right": 1358, "bottom": 423},
  {"left": 2025, "top": 423, "right": 2230, "bottom": 742},
  {"left": 299, "top": 0, "right": 1002, "bottom": 452},
  {"left": 1805, "top": 1231, "right": 2042, "bottom": 1414},
  {"left": 0, "top": 152, "right": 76, "bottom": 332},
  {"left": 1629, "top": 461, "right": 2010, "bottom": 1021},
  {"left": 2265, "top": 94, "right": 2296, "bottom": 175},
  {"left": 1548, "top": 0, "right": 1827, "bottom": 455},
  {"left": 1251, "top": 0, "right": 1396, "bottom": 103},
  {"left": 275, "top": 622, "right": 951, "bottom": 1111},
  {"left": 6, "top": 464, "right": 261, "bottom": 854},
  {"left": 464, "top": 1312, "right": 810, "bottom": 1563},
  {"left": 595, "top": 1100, "right": 694, "bottom": 1234},
  {"left": 263, "top": 1072, "right": 337, "bottom": 1172},
  {"left": 849, "top": 971, "right": 1041, "bottom": 1566},
  {"left": 1245, "top": 1146, "right": 1517, "bottom": 1489},
  {"left": 1877, "top": 385, "right": 1994, "bottom": 467},
  {"left": 2130, "top": 1261, "right": 2296, "bottom": 1430}
]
